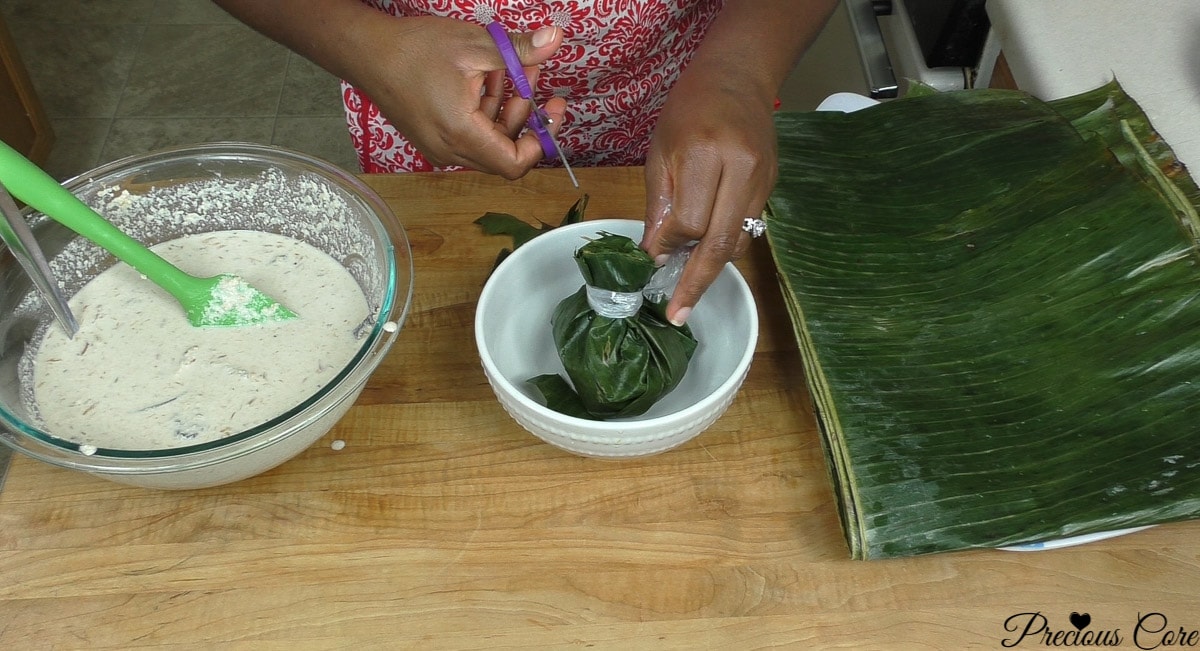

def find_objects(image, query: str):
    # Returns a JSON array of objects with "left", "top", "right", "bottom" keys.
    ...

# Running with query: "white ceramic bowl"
[
  {"left": 0, "top": 143, "right": 413, "bottom": 489},
  {"left": 475, "top": 218, "right": 757, "bottom": 458}
]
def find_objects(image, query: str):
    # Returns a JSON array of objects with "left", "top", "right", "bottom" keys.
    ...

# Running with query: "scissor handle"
[
  {"left": 527, "top": 112, "right": 560, "bottom": 160},
  {"left": 485, "top": 21, "right": 558, "bottom": 159},
  {"left": 485, "top": 22, "right": 534, "bottom": 99}
]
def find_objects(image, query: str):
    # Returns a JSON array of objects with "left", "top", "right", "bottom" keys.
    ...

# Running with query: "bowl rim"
[
  {"left": 474, "top": 217, "right": 758, "bottom": 432},
  {"left": 0, "top": 141, "right": 415, "bottom": 472}
]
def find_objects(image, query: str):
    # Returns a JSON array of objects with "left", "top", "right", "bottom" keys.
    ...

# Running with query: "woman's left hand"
[
  {"left": 639, "top": 0, "right": 836, "bottom": 327},
  {"left": 641, "top": 64, "right": 778, "bottom": 327}
]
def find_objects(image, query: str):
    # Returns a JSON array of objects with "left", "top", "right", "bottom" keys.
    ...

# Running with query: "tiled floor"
[{"left": 0, "top": 0, "right": 358, "bottom": 181}]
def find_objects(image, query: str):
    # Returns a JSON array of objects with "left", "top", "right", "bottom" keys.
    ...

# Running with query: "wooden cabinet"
[
  {"left": 989, "top": 52, "right": 1020, "bottom": 90},
  {"left": 0, "top": 13, "right": 52, "bottom": 163}
]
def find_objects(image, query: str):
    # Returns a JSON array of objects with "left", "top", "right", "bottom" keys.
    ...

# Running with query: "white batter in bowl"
[{"left": 0, "top": 143, "right": 413, "bottom": 489}]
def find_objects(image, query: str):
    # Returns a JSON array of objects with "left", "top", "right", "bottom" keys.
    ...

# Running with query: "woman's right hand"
[{"left": 345, "top": 16, "right": 567, "bottom": 177}]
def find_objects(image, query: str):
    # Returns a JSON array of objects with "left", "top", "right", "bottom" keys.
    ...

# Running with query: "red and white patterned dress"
[{"left": 345, "top": 0, "right": 723, "bottom": 173}]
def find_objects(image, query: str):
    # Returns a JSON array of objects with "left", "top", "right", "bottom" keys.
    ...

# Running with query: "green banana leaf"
[
  {"left": 475, "top": 194, "right": 588, "bottom": 269},
  {"left": 766, "top": 82, "right": 1200, "bottom": 559},
  {"left": 529, "top": 233, "right": 698, "bottom": 420},
  {"left": 1053, "top": 81, "right": 1200, "bottom": 206}
]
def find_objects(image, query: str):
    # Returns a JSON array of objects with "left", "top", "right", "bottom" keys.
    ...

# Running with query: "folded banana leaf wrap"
[
  {"left": 766, "top": 81, "right": 1200, "bottom": 559},
  {"left": 529, "top": 233, "right": 697, "bottom": 420}
]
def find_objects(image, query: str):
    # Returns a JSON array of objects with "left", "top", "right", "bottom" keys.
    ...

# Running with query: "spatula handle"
[{"left": 0, "top": 139, "right": 195, "bottom": 300}]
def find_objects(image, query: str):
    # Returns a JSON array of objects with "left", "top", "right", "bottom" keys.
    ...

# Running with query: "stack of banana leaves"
[{"left": 765, "top": 81, "right": 1200, "bottom": 559}]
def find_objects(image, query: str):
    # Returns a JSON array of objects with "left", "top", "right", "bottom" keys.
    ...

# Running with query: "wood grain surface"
[{"left": 2, "top": 167, "right": 1198, "bottom": 649}]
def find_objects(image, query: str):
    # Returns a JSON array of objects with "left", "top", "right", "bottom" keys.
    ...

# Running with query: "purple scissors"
[{"left": 485, "top": 21, "right": 579, "bottom": 188}]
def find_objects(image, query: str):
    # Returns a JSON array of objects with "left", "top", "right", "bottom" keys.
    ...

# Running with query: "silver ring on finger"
[{"left": 742, "top": 217, "right": 767, "bottom": 239}]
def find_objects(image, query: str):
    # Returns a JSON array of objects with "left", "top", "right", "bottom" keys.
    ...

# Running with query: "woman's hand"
[
  {"left": 639, "top": 0, "right": 836, "bottom": 326},
  {"left": 211, "top": 1, "right": 566, "bottom": 178},
  {"left": 349, "top": 16, "right": 567, "bottom": 177},
  {"left": 641, "top": 67, "right": 777, "bottom": 326}
]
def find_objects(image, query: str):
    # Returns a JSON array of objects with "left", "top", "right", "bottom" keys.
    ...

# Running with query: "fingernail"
[
  {"left": 654, "top": 253, "right": 671, "bottom": 266},
  {"left": 669, "top": 307, "right": 692, "bottom": 327},
  {"left": 532, "top": 26, "right": 556, "bottom": 48}
]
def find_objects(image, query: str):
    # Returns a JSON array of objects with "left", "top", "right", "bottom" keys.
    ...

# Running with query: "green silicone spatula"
[{"left": 0, "top": 140, "right": 297, "bottom": 327}]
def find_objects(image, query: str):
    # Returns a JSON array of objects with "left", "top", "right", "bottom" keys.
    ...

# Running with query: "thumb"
[
  {"left": 642, "top": 163, "right": 674, "bottom": 260},
  {"left": 505, "top": 26, "right": 563, "bottom": 67}
]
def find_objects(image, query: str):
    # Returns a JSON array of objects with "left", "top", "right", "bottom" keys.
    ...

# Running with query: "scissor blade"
[
  {"left": 553, "top": 137, "right": 579, "bottom": 188},
  {"left": 535, "top": 108, "right": 579, "bottom": 188}
]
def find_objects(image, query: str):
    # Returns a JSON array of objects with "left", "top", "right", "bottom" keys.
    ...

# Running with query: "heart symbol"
[{"left": 1070, "top": 612, "right": 1091, "bottom": 630}]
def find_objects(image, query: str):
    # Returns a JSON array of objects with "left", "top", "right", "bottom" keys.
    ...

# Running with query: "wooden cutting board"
[
  {"left": 1, "top": 167, "right": 1199, "bottom": 648},
  {"left": 0, "top": 13, "right": 52, "bottom": 164}
]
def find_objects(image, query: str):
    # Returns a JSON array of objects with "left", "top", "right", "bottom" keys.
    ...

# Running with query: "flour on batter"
[{"left": 30, "top": 229, "right": 370, "bottom": 450}]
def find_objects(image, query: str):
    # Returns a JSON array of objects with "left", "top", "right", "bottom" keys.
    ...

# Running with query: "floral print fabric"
[{"left": 345, "top": 0, "right": 722, "bottom": 173}]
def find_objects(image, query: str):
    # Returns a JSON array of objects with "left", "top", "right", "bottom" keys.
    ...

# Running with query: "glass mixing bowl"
[{"left": 0, "top": 143, "right": 413, "bottom": 489}]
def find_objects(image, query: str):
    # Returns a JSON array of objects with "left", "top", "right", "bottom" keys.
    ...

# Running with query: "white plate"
[
  {"left": 815, "top": 92, "right": 882, "bottom": 113},
  {"left": 998, "top": 526, "right": 1155, "bottom": 552}
]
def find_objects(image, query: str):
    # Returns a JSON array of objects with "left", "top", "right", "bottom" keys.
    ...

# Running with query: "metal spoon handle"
[{"left": 0, "top": 181, "right": 78, "bottom": 338}]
